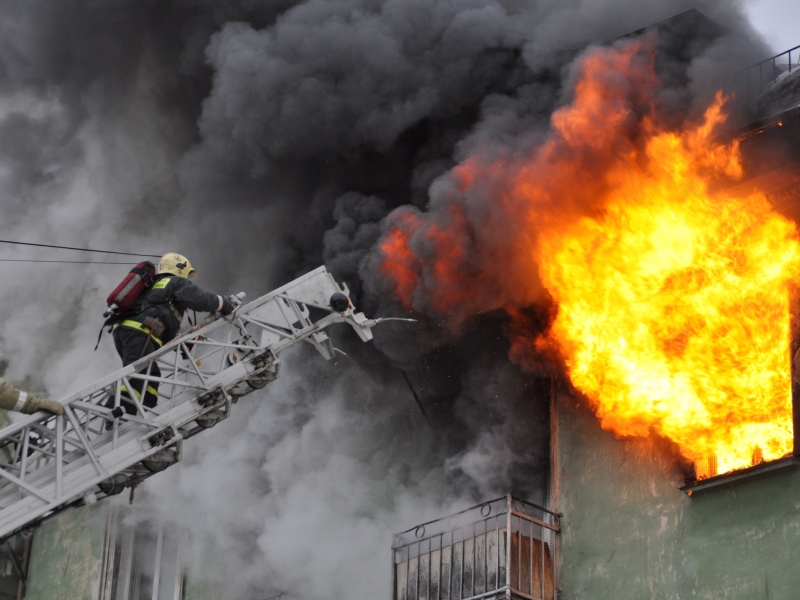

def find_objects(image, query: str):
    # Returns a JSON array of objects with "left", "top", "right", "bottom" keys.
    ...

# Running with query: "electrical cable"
[
  {"left": 0, "top": 239, "right": 160, "bottom": 258},
  {"left": 0, "top": 259, "right": 136, "bottom": 264},
  {"left": 399, "top": 369, "right": 433, "bottom": 429}
]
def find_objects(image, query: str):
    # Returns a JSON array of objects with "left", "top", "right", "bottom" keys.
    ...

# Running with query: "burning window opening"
[
  {"left": 392, "top": 496, "right": 561, "bottom": 600},
  {"left": 691, "top": 445, "right": 770, "bottom": 482},
  {"left": 679, "top": 110, "right": 800, "bottom": 492},
  {"left": 377, "top": 28, "right": 800, "bottom": 494},
  {"left": 681, "top": 455, "right": 798, "bottom": 495}
]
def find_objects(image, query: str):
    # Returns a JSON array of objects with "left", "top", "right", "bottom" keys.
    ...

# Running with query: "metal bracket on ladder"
[{"left": 0, "top": 266, "right": 390, "bottom": 541}]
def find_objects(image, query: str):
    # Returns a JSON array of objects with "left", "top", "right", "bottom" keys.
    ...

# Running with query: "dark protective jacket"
[{"left": 127, "top": 274, "right": 222, "bottom": 343}]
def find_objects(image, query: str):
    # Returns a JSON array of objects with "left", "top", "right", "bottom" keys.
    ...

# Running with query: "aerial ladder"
[{"left": 0, "top": 267, "right": 394, "bottom": 541}]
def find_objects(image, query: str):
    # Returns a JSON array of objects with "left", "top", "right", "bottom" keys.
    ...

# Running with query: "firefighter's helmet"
[{"left": 158, "top": 253, "right": 197, "bottom": 279}]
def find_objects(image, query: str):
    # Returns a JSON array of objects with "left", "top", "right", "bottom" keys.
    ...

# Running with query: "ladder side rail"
[
  {"left": 0, "top": 267, "right": 376, "bottom": 539},
  {"left": 1, "top": 381, "right": 241, "bottom": 532},
  {"left": 0, "top": 360, "right": 264, "bottom": 534},
  {"left": 0, "top": 342, "right": 204, "bottom": 509},
  {"left": 0, "top": 415, "right": 152, "bottom": 507},
  {"left": 0, "top": 428, "right": 181, "bottom": 535},
  {"left": 0, "top": 394, "right": 204, "bottom": 515},
  {"left": 0, "top": 316, "right": 294, "bottom": 508},
  {"left": 0, "top": 266, "right": 339, "bottom": 440}
]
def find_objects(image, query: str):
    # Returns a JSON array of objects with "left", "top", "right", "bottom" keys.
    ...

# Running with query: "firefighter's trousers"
[{"left": 110, "top": 327, "right": 161, "bottom": 413}]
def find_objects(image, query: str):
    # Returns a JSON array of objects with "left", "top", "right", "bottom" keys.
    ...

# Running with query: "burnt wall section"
[{"left": 555, "top": 394, "right": 800, "bottom": 599}]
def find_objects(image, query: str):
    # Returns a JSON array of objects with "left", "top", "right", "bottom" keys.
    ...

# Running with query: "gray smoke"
[{"left": 0, "top": 0, "right": 772, "bottom": 598}]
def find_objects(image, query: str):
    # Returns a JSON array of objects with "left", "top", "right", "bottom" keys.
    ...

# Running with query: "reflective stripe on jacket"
[
  {"left": 126, "top": 274, "right": 221, "bottom": 343},
  {"left": 113, "top": 320, "right": 164, "bottom": 347}
]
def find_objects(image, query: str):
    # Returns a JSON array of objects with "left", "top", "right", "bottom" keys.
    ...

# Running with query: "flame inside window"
[
  {"left": 537, "top": 96, "right": 799, "bottom": 476},
  {"left": 377, "top": 39, "right": 800, "bottom": 479}
]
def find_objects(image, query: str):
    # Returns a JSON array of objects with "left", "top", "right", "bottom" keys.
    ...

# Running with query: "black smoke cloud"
[{"left": 0, "top": 0, "right": 769, "bottom": 598}]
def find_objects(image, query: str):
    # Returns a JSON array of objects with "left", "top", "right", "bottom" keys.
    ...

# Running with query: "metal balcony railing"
[
  {"left": 392, "top": 496, "right": 561, "bottom": 600},
  {"left": 733, "top": 44, "right": 800, "bottom": 105}
]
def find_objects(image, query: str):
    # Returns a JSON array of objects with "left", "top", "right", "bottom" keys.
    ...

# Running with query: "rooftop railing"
[{"left": 733, "top": 44, "right": 800, "bottom": 106}]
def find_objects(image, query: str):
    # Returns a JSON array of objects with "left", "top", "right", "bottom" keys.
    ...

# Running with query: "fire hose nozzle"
[{"left": 365, "top": 317, "right": 417, "bottom": 328}]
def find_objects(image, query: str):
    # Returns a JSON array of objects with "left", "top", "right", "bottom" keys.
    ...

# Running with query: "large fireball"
[
  {"left": 538, "top": 100, "right": 800, "bottom": 473},
  {"left": 377, "top": 39, "right": 800, "bottom": 475}
]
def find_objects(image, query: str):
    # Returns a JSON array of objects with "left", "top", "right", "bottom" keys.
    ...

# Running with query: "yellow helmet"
[{"left": 158, "top": 253, "right": 197, "bottom": 279}]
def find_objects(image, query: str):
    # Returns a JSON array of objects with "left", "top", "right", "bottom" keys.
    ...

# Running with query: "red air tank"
[{"left": 104, "top": 261, "right": 156, "bottom": 317}]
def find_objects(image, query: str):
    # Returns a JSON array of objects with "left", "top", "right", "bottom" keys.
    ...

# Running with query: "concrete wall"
[{"left": 555, "top": 394, "right": 800, "bottom": 600}]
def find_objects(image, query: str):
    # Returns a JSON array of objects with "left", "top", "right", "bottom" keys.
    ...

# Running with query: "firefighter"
[
  {"left": 108, "top": 253, "right": 235, "bottom": 417},
  {"left": 0, "top": 378, "right": 62, "bottom": 415}
]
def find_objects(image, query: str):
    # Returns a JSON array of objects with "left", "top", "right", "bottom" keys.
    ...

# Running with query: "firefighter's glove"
[
  {"left": 0, "top": 378, "right": 63, "bottom": 416},
  {"left": 219, "top": 296, "right": 236, "bottom": 316},
  {"left": 22, "top": 396, "right": 64, "bottom": 416}
]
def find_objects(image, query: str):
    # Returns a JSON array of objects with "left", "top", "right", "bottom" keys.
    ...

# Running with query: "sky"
[{"left": 747, "top": 0, "right": 800, "bottom": 54}]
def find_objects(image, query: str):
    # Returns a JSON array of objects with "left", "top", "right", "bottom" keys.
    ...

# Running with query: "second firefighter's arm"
[{"left": 0, "top": 378, "right": 63, "bottom": 415}]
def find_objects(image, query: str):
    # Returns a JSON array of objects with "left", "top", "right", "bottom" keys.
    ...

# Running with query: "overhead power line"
[
  {"left": 0, "top": 259, "right": 136, "bottom": 265},
  {"left": 0, "top": 239, "right": 160, "bottom": 258}
]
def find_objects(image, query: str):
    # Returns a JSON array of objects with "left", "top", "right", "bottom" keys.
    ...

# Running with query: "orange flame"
[
  {"left": 539, "top": 98, "right": 800, "bottom": 473},
  {"left": 377, "top": 39, "right": 800, "bottom": 474}
]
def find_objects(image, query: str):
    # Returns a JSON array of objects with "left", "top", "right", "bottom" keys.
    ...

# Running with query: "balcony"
[{"left": 392, "top": 495, "right": 560, "bottom": 600}]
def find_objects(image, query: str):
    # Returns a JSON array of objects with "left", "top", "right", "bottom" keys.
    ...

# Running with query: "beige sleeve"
[{"left": 0, "top": 377, "right": 23, "bottom": 412}]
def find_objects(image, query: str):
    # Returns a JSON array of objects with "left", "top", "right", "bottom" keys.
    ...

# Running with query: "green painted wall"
[
  {"left": 556, "top": 394, "right": 800, "bottom": 600},
  {"left": 19, "top": 500, "right": 232, "bottom": 600},
  {"left": 183, "top": 577, "right": 228, "bottom": 600},
  {"left": 25, "top": 505, "right": 106, "bottom": 600}
]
